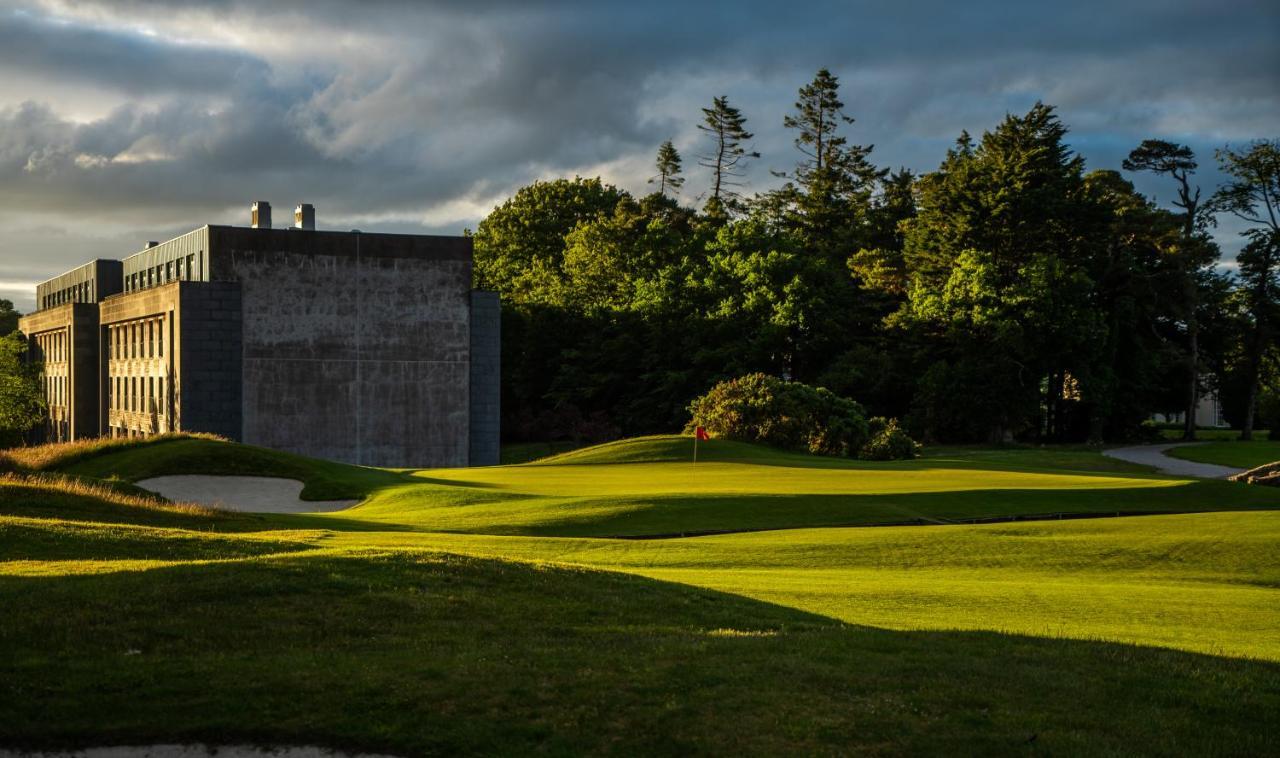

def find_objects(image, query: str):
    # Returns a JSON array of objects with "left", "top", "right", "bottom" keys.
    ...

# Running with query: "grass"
[
  {"left": 0, "top": 432, "right": 224, "bottom": 473},
  {"left": 1159, "top": 427, "right": 1271, "bottom": 441},
  {"left": 3, "top": 433, "right": 1279, "bottom": 754},
  {"left": 1167, "top": 440, "right": 1280, "bottom": 470},
  {"left": 53, "top": 436, "right": 408, "bottom": 500},
  {"left": 499, "top": 439, "right": 590, "bottom": 464},
  {"left": 309, "top": 435, "right": 1279, "bottom": 537}
]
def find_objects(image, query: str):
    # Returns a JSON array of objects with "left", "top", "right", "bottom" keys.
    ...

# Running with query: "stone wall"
[
  {"left": 18, "top": 304, "right": 99, "bottom": 442},
  {"left": 209, "top": 226, "right": 473, "bottom": 467},
  {"left": 469, "top": 291, "right": 501, "bottom": 466},
  {"left": 177, "top": 282, "right": 243, "bottom": 441}
]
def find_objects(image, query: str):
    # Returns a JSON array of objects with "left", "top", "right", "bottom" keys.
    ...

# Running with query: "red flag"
[{"left": 695, "top": 426, "right": 709, "bottom": 441}]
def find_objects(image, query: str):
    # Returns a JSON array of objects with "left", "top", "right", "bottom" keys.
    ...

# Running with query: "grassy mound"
[
  {"left": 1167, "top": 440, "right": 1280, "bottom": 470},
  {"left": 0, "top": 473, "right": 236, "bottom": 529},
  {"left": 321, "top": 435, "right": 1280, "bottom": 537},
  {"left": 0, "top": 433, "right": 224, "bottom": 473},
  {"left": 3, "top": 550, "right": 1277, "bottom": 756},
  {"left": 50, "top": 437, "right": 405, "bottom": 501}
]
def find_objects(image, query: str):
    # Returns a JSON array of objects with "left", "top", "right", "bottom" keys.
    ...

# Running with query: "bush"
[
  {"left": 686, "top": 373, "right": 879, "bottom": 457},
  {"left": 859, "top": 417, "right": 922, "bottom": 461}
]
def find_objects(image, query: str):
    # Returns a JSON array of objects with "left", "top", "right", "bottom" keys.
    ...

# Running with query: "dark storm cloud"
[
  {"left": 0, "top": 0, "right": 1277, "bottom": 312},
  {"left": 0, "top": 9, "right": 268, "bottom": 95}
]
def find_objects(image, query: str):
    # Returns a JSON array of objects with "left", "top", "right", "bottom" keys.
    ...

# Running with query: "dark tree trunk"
[
  {"left": 1241, "top": 327, "right": 1265, "bottom": 441},
  {"left": 1182, "top": 272, "right": 1199, "bottom": 441}
]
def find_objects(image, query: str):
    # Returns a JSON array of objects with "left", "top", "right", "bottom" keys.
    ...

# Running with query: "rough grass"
[
  {"left": 1167, "top": 440, "right": 1280, "bottom": 469},
  {"left": 0, "top": 473, "right": 231, "bottom": 528},
  {"left": 3, "top": 434, "right": 1280, "bottom": 755},
  {"left": 0, "top": 433, "right": 224, "bottom": 473},
  {"left": 53, "top": 437, "right": 409, "bottom": 501}
]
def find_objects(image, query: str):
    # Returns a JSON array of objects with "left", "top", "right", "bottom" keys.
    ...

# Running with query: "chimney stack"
[
  {"left": 294, "top": 203, "right": 315, "bottom": 230},
  {"left": 145, "top": 241, "right": 159, "bottom": 248},
  {"left": 251, "top": 201, "right": 272, "bottom": 229}
]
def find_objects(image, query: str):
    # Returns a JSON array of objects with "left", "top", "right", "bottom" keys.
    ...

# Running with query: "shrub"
[
  {"left": 859, "top": 417, "right": 922, "bottom": 461},
  {"left": 686, "top": 373, "right": 873, "bottom": 457}
]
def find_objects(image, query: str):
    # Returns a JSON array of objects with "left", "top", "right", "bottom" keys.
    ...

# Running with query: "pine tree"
[
  {"left": 1124, "top": 139, "right": 1218, "bottom": 441},
  {"left": 649, "top": 140, "right": 685, "bottom": 197},
  {"left": 697, "top": 96, "right": 759, "bottom": 214},
  {"left": 779, "top": 69, "right": 884, "bottom": 253},
  {"left": 1210, "top": 139, "right": 1280, "bottom": 440}
]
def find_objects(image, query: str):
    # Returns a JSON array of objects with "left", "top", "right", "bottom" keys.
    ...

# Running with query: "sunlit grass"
[{"left": 3, "top": 433, "right": 1279, "bottom": 753}]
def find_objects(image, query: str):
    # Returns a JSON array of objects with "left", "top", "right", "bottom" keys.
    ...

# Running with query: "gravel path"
[
  {"left": 136, "top": 476, "right": 358, "bottom": 513},
  {"left": 1102, "top": 443, "right": 1245, "bottom": 479}
]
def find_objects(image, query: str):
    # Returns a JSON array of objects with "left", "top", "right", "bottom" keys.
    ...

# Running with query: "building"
[
  {"left": 1152, "top": 386, "right": 1229, "bottom": 429},
  {"left": 18, "top": 202, "right": 500, "bottom": 468}
]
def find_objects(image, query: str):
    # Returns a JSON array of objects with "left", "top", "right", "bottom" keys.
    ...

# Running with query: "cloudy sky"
[{"left": 1, "top": 0, "right": 1277, "bottom": 313}]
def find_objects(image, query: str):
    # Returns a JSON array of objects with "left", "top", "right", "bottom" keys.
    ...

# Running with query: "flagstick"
[{"left": 693, "top": 432, "right": 698, "bottom": 464}]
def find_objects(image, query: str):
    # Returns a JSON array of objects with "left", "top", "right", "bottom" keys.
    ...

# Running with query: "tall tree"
[
  {"left": 0, "top": 299, "right": 19, "bottom": 336},
  {"left": 697, "top": 96, "right": 759, "bottom": 216},
  {"left": 1210, "top": 139, "right": 1280, "bottom": 440},
  {"left": 776, "top": 69, "right": 884, "bottom": 256},
  {"left": 471, "top": 177, "right": 626, "bottom": 302},
  {"left": 649, "top": 140, "right": 685, "bottom": 197},
  {"left": 898, "top": 103, "right": 1100, "bottom": 443},
  {"left": 0, "top": 333, "right": 43, "bottom": 447},
  {"left": 1123, "top": 139, "right": 1217, "bottom": 440}
]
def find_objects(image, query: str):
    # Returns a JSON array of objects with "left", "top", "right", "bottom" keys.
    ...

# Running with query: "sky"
[{"left": 1, "top": 0, "right": 1277, "bottom": 313}]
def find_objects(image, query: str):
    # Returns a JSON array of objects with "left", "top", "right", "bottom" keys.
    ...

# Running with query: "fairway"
[{"left": 3, "top": 435, "right": 1280, "bottom": 754}]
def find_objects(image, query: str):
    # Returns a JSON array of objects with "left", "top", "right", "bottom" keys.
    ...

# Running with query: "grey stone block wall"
[
  {"left": 217, "top": 227, "right": 474, "bottom": 468},
  {"left": 177, "top": 282, "right": 243, "bottom": 441},
  {"left": 469, "top": 291, "right": 501, "bottom": 466}
]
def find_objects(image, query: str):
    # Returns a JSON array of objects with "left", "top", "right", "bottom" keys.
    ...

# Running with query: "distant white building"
[{"left": 1152, "top": 385, "right": 1228, "bottom": 428}]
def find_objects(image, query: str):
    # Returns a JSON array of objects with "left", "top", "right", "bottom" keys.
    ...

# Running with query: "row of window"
[
  {"left": 124, "top": 253, "right": 199, "bottom": 293},
  {"left": 45, "top": 374, "right": 67, "bottom": 408},
  {"left": 108, "top": 374, "right": 166, "bottom": 416},
  {"left": 36, "top": 330, "right": 68, "bottom": 364},
  {"left": 108, "top": 318, "right": 164, "bottom": 361},
  {"left": 47, "top": 419, "right": 70, "bottom": 443},
  {"left": 41, "top": 281, "right": 92, "bottom": 310}
]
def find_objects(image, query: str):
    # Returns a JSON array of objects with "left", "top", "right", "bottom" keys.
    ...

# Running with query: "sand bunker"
[{"left": 136, "top": 476, "right": 359, "bottom": 513}]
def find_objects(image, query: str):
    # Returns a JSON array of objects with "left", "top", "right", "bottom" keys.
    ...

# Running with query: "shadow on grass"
[
  {"left": 1, "top": 551, "right": 1276, "bottom": 756},
  {"left": 441, "top": 482, "right": 1280, "bottom": 538}
]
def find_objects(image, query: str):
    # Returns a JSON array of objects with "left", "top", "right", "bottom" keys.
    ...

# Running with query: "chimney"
[
  {"left": 251, "top": 201, "right": 272, "bottom": 229},
  {"left": 294, "top": 203, "right": 315, "bottom": 230},
  {"left": 146, "top": 241, "right": 159, "bottom": 248}
]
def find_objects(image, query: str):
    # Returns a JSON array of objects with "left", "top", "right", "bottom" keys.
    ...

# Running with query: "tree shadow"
[{"left": 1, "top": 552, "right": 1276, "bottom": 756}]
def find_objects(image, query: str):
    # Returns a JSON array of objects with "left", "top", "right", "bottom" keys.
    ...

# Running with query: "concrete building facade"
[{"left": 19, "top": 207, "right": 500, "bottom": 468}]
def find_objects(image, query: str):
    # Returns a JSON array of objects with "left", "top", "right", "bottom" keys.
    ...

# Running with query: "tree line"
[{"left": 473, "top": 69, "right": 1279, "bottom": 446}]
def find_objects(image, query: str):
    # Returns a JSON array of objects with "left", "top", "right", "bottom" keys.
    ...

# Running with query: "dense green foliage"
[
  {"left": 475, "top": 70, "right": 1275, "bottom": 445},
  {"left": 0, "top": 332, "right": 43, "bottom": 447},
  {"left": 685, "top": 373, "right": 874, "bottom": 457},
  {"left": 0, "top": 298, "right": 18, "bottom": 336}
]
